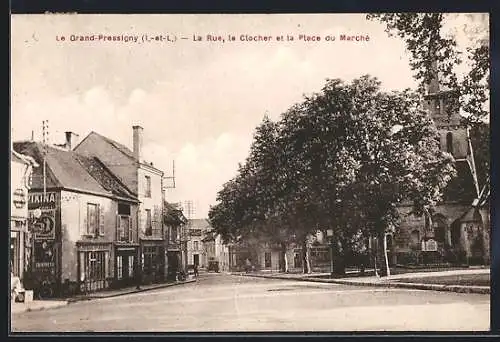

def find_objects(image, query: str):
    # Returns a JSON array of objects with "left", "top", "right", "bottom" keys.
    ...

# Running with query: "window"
[
  {"left": 79, "top": 251, "right": 109, "bottom": 293},
  {"left": 446, "top": 132, "right": 453, "bottom": 154},
  {"left": 190, "top": 229, "right": 202, "bottom": 236},
  {"left": 193, "top": 241, "right": 199, "bottom": 251},
  {"left": 144, "top": 176, "right": 151, "bottom": 198},
  {"left": 118, "top": 203, "right": 131, "bottom": 216},
  {"left": 128, "top": 256, "right": 134, "bottom": 277},
  {"left": 169, "top": 226, "right": 178, "bottom": 243},
  {"left": 117, "top": 215, "right": 131, "bottom": 241},
  {"left": 116, "top": 256, "right": 123, "bottom": 280},
  {"left": 265, "top": 252, "right": 272, "bottom": 268},
  {"left": 145, "top": 209, "right": 152, "bottom": 236},
  {"left": 87, "top": 203, "right": 99, "bottom": 235}
]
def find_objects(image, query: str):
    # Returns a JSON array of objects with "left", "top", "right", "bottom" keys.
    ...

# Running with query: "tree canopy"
[{"left": 209, "top": 75, "right": 456, "bottom": 274}]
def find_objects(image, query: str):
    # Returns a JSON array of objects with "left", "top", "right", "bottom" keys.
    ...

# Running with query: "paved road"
[{"left": 11, "top": 273, "right": 490, "bottom": 332}]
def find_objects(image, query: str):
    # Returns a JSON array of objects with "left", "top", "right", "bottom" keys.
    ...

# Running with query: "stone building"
[{"left": 75, "top": 126, "right": 167, "bottom": 284}]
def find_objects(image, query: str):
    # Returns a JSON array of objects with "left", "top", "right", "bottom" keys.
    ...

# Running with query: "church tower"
[
  {"left": 422, "top": 61, "right": 480, "bottom": 198},
  {"left": 422, "top": 61, "right": 469, "bottom": 159}
]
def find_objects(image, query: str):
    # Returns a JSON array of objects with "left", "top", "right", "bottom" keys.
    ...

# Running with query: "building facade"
[
  {"left": 10, "top": 150, "right": 38, "bottom": 281},
  {"left": 75, "top": 126, "right": 166, "bottom": 283},
  {"left": 14, "top": 141, "right": 140, "bottom": 297},
  {"left": 164, "top": 202, "right": 188, "bottom": 280},
  {"left": 202, "top": 230, "right": 230, "bottom": 272},
  {"left": 186, "top": 219, "right": 210, "bottom": 267}
]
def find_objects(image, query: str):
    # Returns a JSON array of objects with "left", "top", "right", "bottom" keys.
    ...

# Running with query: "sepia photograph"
[{"left": 10, "top": 13, "right": 490, "bottom": 332}]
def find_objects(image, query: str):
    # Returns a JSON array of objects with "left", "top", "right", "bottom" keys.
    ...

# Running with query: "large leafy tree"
[{"left": 210, "top": 75, "right": 456, "bottom": 276}]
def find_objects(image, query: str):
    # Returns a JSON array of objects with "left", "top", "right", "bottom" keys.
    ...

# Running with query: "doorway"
[
  {"left": 115, "top": 251, "right": 136, "bottom": 288},
  {"left": 193, "top": 254, "right": 199, "bottom": 267}
]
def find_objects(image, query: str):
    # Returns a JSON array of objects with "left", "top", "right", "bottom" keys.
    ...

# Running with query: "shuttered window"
[
  {"left": 117, "top": 215, "right": 132, "bottom": 242},
  {"left": 85, "top": 203, "right": 104, "bottom": 237},
  {"left": 98, "top": 204, "right": 104, "bottom": 236},
  {"left": 87, "top": 203, "right": 98, "bottom": 235}
]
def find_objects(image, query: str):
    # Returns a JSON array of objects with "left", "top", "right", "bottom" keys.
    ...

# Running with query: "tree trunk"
[
  {"left": 373, "top": 235, "right": 384, "bottom": 277},
  {"left": 280, "top": 242, "right": 289, "bottom": 273},
  {"left": 375, "top": 232, "right": 387, "bottom": 277},
  {"left": 302, "top": 238, "right": 311, "bottom": 274},
  {"left": 333, "top": 239, "right": 346, "bottom": 276},
  {"left": 383, "top": 233, "right": 391, "bottom": 277}
]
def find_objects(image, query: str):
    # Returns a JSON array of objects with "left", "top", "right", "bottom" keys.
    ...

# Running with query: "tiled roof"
[
  {"left": 76, "top": 155, "right": 137, "bottom": 199},
  {"left": 188, "top": 218, "right": 211, "bottom": 231},
  {"left": 13, "top": 141, "right": 138, "bottom": 201},
  {"left": 87, "top": 131, "right": 136, "bottom": 160}
]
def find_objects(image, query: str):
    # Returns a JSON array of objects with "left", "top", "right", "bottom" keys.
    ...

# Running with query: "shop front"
[
  {"left": 141, "top": 241, "right": 165, "bottom": 284},
  {"left": 114, "top": 244, "right": 140, "bottom": 288},
  {"left": 77, "top": 242, "right": 113, "bottom": 294}
]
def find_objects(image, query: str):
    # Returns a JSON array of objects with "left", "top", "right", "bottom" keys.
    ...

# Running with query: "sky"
[{"left": 10, "top": 13, "right": 488, "bottom": 218}]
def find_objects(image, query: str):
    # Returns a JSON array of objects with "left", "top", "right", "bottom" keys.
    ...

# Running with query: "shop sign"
[
  {"left": 28, "top": 192, "right": 58, "bottom": 210},
  {"left": 421, "top": 239, "right": 438, "bottom": 252},
  {"left": 30, "top": 210, "right": 56, "bottom": 240},
  {"left": 13, "top": 188, "right": 27, "bottom": 209},
  {"left": 33, "top": 240, "right": 56, "bottom": 274}
]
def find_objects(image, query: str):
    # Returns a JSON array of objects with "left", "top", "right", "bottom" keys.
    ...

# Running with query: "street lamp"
[{"left": 326, "top": 228, "right": 334, "bottom": 276}]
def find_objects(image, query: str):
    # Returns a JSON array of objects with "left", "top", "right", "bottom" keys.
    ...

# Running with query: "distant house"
[
  {"left": 163, "top": 201, "right": 188, "bottom": 279},
  {"left": 186, "top": 219, "right": 211, "bottom": 268},
  {"left": 74, "top": 126, "right": 166, "bottom": 284},
  {"left": 202, "top": 229, "right": 229, "bottom": 272},
  {"left": 14, "top": 141, "right": 140, "bottom": 297}
]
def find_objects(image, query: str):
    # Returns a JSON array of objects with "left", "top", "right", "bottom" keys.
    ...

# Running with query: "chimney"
[
  {"left": 133, "top": 125, "right": 143, "bottom": 161},
  {"left": 65, "top": 131, "right": 79, "bottom": 150}
]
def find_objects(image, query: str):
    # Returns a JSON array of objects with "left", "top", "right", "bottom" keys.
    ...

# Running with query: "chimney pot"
[
  {"left": 65, "top": 131, "right": 79, "bottom": 150},
  {"left": 133, "top": 125, "right": 143, "bottom": 161}
]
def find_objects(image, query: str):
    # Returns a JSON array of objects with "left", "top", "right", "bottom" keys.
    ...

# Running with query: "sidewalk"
[
  {"left": 11, "top": 299, "right": 68, "bottom": 315},
  {"left": 238, "top": 268, "right": 490, "bottom": 294},
  {"left": 11, "top": 278, "right": 196, "bottom": 315}
]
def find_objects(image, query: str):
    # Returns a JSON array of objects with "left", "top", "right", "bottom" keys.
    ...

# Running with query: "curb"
[
  {"left": 68, "top": 279, "right": 197, "bottom": 303},
  {"left": 239, "top": 273, "right": 490, "bottom": 294},
  {"left": 12, "top": 302, "right": 69, "bottom": 315}
]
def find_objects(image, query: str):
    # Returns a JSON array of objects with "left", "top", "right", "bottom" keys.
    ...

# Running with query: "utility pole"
[{"left": 42, "top": 120, "right": 49, "bottom": 196}]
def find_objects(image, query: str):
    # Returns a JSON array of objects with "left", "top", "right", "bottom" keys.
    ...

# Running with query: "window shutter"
[
  {"left": 80, "top": 202, "right": 87, "bottom": 236},
  {"left": 98, "top": 204, "right": 105, "bottom": 236},
  {"left": 116, "top": 214, "right": 121, "bottom": 241},
  {"left": 83, "top": 204, "right": 88, "bottom": 235},
  {"left": 128, "top": 216, "right": 132, "bottom": 242}
]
